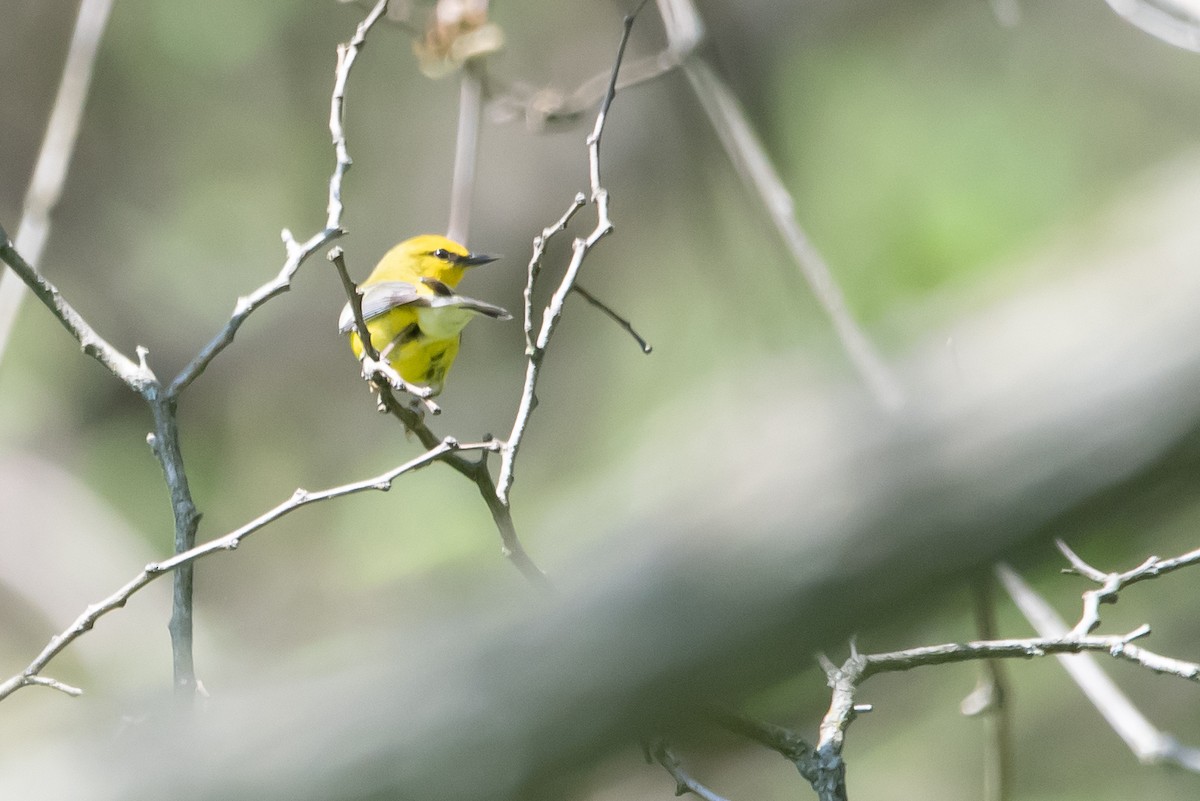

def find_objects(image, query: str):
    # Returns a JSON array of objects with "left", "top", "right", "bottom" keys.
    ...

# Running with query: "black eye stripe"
[{"left": 432, "top": 248, "right": 454, "bottom": 261}]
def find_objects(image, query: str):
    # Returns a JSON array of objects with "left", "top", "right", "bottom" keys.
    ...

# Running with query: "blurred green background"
[{"left": 2, "top": 0, "right": 1200, "bottom": 798}]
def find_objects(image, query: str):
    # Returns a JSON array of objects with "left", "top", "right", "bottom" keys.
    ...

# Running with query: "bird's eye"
[{"left": 433, "top": 248, "right": 451, "bottom": 260}]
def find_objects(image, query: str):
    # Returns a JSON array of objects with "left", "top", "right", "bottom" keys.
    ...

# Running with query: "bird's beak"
[{"left": 463, "top": 252, "right": 498, "bottom": 267}]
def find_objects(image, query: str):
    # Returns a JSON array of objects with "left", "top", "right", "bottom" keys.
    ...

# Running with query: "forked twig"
[{"left": 495, "top": 0, "right": 649, "bottom": 505}]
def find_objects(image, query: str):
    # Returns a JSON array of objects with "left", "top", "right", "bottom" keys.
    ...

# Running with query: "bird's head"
[{"left": 372, "top": 234, "right": 498, "bottom": 288}]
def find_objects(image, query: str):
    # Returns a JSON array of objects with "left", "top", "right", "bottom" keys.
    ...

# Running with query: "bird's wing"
[
  {"left": 422, "top": 294, "right": 512, "bottom": 320},
  {"left": 338, "top": 281, "right": 511, "bottom": 332}
]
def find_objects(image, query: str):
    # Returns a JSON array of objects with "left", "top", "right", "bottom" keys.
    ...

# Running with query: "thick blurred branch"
[{"left": 17, "top": 164, "right": 1200, "bottom": 797}]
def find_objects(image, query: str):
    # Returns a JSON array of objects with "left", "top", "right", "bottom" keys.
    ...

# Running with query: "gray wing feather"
[{"left": 337, "top": 281, "right": 510, "bottom": 333}]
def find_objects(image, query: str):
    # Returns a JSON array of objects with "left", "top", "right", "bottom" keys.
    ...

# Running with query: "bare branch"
[
  {"left": 573, "top": 283, "right": 653, "bottom": 354},
  {"left": 328, "top": 247, "right": 439, "bottom": 411},
  {"left": 997, "top": 563, "right": 1200, "bottom": 772},
  {"left": 0, "top": 0, "right": 113, "bottom": 366},
  {"left": 1056, "top": 538, "right": 1109, "bottom": 582},
  {"left": 649, "top": 740, "right": 732, "bottom": 801},
  {"left": 329, "top": 0, "right": 390, "bottom": 232},
  {"left": 712, "top": 707, "right": 845, "bottom": 801},
  {"left": 709, "top": 708, "right": 813, "bottom": 763},
  {"left": 0, "top": 437, "right": 488, "bottom": 702},
  {"left": 490, "top": 51, "right": 682, "bottom": 131},
  {"left": 328, "top": 243, "right": 548, "bottom": 583},
  {"left": 803, "top": 623, "right": 1197, "bottom": 798},
  {"left": 495, "top": 3, "right": 647, "bottom": 505},
  {"left": 845, "top": 628, "right": 1191, "bottom": 680},
  {"left": 169, "top": 0, "right": 388, "bottom": 397},
  {"left": 24, "top": 675, "right": 83, "bottom": 697},
  {"left": 155, "top": 0, "right": 390, "bottom": 698},
  {"left": 167, "top": 227, "right": 344, "bottom": 398},
  {"left": 1057, "top": 538, "right": 1200, "bottom": 638},
  {"left": 522, "top": 194, "right": 585, "bottom": 353},
  {"left": 370, "top": 386, "right": 551, "bottom": 590},
  {"left": 0, "top": 225, "right": 152, "bottom": 391}
]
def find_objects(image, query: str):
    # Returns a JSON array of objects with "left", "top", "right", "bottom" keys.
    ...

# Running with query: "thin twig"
[
  {"left": 0, "top": 0, "right": 113, "bottom": 366},
  {"left": 370, "top": 386, "right": 551, "bottom": 590},
  {"left": 845, "top": 628, "right": 1193, "bottom": 681},
  {"left": 522, "top": 195, "right": 586, "bottom": 353},
  {"left": 708, "top": 708, "right": 813, "bottom": 762},
  {"left": 0, "top": 438, "right": 488, "bottom": 702},
  {"left": 168, "top": 228, "right": 344, "bottom": 398},
  {"left": 0, "top": 225, "right": 152, "bottom": 389},
  {"left": 649, "top": 740, "right": 733, "bottom": 801},
  {"left": 489, "top": 50, "right": 682, "bottom": 131},
  {"left": 711, "top": 708, "right": 843, "bottom": 801},
  {"left": 573, "top": 283, "right": 653, "bottom": 353},
  {"left": 964, "top": 575, "right": 1012, "bottom": 801},
  {"left": 329, "top": 0, "right": 390, "bottom": 232},
  {"left": 997, "top": 562, "right": 1200, "bottom": 772},
  {"left": 1056, "top": 538, "right": 1200, "bottom": 637},
  {"left": 495, "top": 1, "right": 647, "bottom": 505},
  {"left": 328, "top": 247, "right": 438, "bottom": 410},
  {"left": 168, "top": 0, "right": 389, "bottom": 397}
]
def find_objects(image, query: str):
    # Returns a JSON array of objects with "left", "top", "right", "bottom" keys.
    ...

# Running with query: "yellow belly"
[{"left": 349, "top": 307, "right": 462, "bottom": 396}]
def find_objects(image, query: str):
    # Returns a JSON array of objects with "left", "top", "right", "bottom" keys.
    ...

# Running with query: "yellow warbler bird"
[{"left": 338, "top": 234, "right": 511, "bottom": 397}]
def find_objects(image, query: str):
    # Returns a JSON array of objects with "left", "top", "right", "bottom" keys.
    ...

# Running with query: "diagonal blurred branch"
[
  {"left": 997, "top": 563, "right": 1200, "bottom": 771},
  {"left": 0, "top": 0, "right": 113, "bottom": 368},
  {"left": 22, "top": 161, "right": 1200, "bottom": 798},
  {"left": 1105, "top": 0, "right": 1200, "bottom": 51},
  {"left": 654, "top": 0, "right": 904, "bottom": 412}
]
